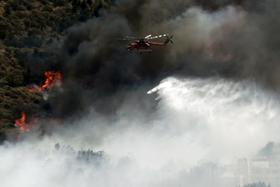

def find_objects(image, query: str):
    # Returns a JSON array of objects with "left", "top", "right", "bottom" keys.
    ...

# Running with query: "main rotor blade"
[
  {"left": 120, "top": 34, "right": 172, "bottom": 41},
  {"left": 119, "top": 36, "right": 139, "bottom": 41},
  {"left": 146, "top": 34, "right": 169, "bottom": 40},
  {"left": 125, "top": 36, "right": 138, "bottom": 39},
  {"left": 145, "top": 34, "right": 152, "bottom": 39}
]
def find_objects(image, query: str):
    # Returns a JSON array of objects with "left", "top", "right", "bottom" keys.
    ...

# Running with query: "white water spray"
[{"left": 1, "top": 77, "right": 280, "bottom": 187}]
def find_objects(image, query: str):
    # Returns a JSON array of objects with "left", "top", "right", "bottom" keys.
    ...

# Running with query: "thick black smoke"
[{"left": 34, "top": 0, "right": 280, "bottom": 119}]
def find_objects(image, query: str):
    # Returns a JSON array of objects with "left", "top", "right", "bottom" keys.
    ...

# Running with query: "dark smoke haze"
[
  {"left": 3, "top": 1, "right": 280, "bottom": 187},
  {"left": 33, "top": 0, "right": 280, "bottom": 119}
]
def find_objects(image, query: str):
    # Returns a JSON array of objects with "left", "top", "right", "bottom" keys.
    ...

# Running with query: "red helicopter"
[{"left": 121, "top": 34, "right": 174, "bottom": 52}]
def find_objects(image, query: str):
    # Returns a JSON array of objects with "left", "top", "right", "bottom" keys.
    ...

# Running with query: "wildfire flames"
[
  {"left": 15, "top": 112, "right": 29, "bottom": 133},
  {"left": 40, "top": 71, "right": 62, "bottom": 92},
  {"left": 28, "top": 71, "right": 62, "bottom": 93},
  {"left": 21, "top": 71, "right": 61, "bottom": 133}
]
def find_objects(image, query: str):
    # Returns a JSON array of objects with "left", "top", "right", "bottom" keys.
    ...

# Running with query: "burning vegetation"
[
  {"left": 28, "top": 71, "right": 62, "bottom": 93},
  {"left": 17, "top": 71, "right": 62, "bottom": 133},
  {"left": 0, "top": 0, "right": 112, "bottom": 140},
  {"left": 40, "top": 71, "right": 62, "bottom": 92},
  {"left": 15, "top": 112, "right": 29, "bottom": 133}
]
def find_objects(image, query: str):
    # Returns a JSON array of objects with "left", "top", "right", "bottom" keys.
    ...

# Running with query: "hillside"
[{"left": 0, "top": 0, "right": 112, "bottom": 140}]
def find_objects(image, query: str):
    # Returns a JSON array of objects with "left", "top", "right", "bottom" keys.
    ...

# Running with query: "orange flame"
[
  {"left": 27, "top": 71, "right": 62, "bottom": 93},
  {"left": 15, "top": 112, "right": 29, "bottom": 133},
  {"left": 40, "top": 71, "right": 62, "bottom": 92}
]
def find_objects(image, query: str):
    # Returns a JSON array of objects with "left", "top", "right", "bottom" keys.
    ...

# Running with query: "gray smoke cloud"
[{"left": 38, "top": 0, "right": 280, "bottom": 119}]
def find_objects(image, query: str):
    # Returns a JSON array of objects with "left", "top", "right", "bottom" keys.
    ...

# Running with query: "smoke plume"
[
  {"left": 3, "top": 1, "right": 280, "bottom": 186},
  {"left": 31, "top": 0, "right": 280, "bottom": 118}
]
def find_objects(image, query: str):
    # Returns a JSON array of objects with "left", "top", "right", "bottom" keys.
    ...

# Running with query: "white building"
[{"left": 236, "top": 143, "right": 280, "bottom": 187}]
